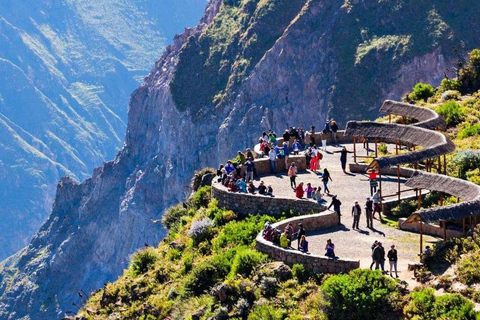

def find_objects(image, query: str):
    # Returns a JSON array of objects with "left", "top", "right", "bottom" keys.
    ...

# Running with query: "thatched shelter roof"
[
  {"left": 403, "top": 171, "right": 480, "bottom": 224},
  {"left": 380, "top": 100, "right": 445, "bottom": 130},
  {"left": 344, "top": 121, "right": 456, "bottom": 168}
]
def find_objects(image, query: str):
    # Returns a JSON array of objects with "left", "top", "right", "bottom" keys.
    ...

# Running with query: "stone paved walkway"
[{"left": 257, "top": 142, "right": 438, "bottom": 280}]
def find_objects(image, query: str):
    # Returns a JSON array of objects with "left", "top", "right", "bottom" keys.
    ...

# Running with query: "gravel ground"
[{"left": 256, "top": 142, "right": 438, "bottom": 280}]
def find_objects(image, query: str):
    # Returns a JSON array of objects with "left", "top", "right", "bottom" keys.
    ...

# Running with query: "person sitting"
[
  {"left": 228, "top": 180, "right": 238, "bottom": 192},
  {"left": 283, "top": 129, "right": 291, "bottom": 145},
  {"left": 258, "top": 181, "right": 267, "bottom": 195},
  {"left": 284, "top": 223, "right": 295, "bottom": 245},
  {"left": 263, "top": 142, "right": 271, "bottom": 158},
  {"left": 216, "top": 164, "right": 224, "bottom": 177},
  {"left": 305, "top": 183, "right": 314, "bottom": 198},
  {"left": 217, "top": 168, "right": 227, "bottom": 183},
  {"left": 271, "top": 229, "right": 280, "bottom": 246},
  {"left": 263, "top": 224, "right": 273, "bottom": 241},
  {"left": 280, "top": 232, "right": 289, "bottom": 248},
  {"left": 325, "top": 239, "right": 335, "bottom": 258},
  {"left": 295, "top": 182, "right": 305, "bottom": 198},
  {"left": 292, "top": 139, "right": 302, "bottom": 155},
  {"left": 247, "top": 182, "right": 256, "bottom": 194},
  {"left": 269, "top": 133, "right": 277, "bottom": 146},
  {"left": 314, "top": 186, "right": 323, "bottom": 203},
  {"left": 225, "top": 160, "right": 235, "bottom": 175},
  {"left": 236, "top": 178, "right": 247, "bottom": 193},
  {"left": 299, "top": 235, "right": 309, "bottom": 253},
  {"left": 267, "top": 185, "right": 273, "bottom": 196}
]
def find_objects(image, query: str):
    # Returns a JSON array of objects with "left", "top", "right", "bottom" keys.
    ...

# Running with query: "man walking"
[
  {"left": 372, "top": 189, "right": 383, "bottom": 221},
  {"left": 370, "top": 240, "right": 379, "bottom": 269},
  {"left": 373, "top": 242, "right": 386, "bottom": 272},
  {"left": 365, "top": 197, "right": 373, "bottom": 228},
  {"left": 269, "top": 148, "right": 277, "bottom": 173},
  {"left": 387, "top": 245, "right": 399, "bottom": 278},
  {"left": 328, "top": 195, "right": 342, "bottom": 225},
  {"left": 351, "top": 200, "right": 361, "bottom": 230}
]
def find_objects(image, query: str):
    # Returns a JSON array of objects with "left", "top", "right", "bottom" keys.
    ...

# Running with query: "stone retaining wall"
[
  {"left": 212, "top": 181, "right": 324, "bottom": 217},
  {"left": 255, "top": 212, "right": 360, "bottom": 273}
]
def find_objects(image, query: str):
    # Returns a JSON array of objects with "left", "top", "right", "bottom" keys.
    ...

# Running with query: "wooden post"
[
  {"left": 413, "top": 144, "right": 416, "bottom": 151},
  {"left": 397, "top": 165, "right": 401, "bottom": 201},
  {"left": 375, "top": 137, "right": 378, "bottom": 158},
  {"left": 443, "top": 221, "right": 447, "bottom": 240},
  {"left": 443, "top": 154, "right": 447, "bottom": 175},
  {"left": 353, "top": 137, "right": 357, "bottom": 163},
  {"left": 438, "top": 156, "right": 441, "bottom": 173},
  {"left": 379, "top": 168, "right": 383, "bottom": 210},
  {"left": 418, "top": 188, "right": 422, "bottom": 210},
  {"left": 419, "top": 221, "right": 423, "bottom": 257},
  {"left": 395, "top": 140, "right": 399, "bottom": 155},
  {"left": 440, "top": 192, "right": 444, "bottom": 206},
  {"left": 463, "top": 218, "right": 466, "bottom": 235},
  {"left": 389, "top": 114, "right": 391, "bottom": 123}
]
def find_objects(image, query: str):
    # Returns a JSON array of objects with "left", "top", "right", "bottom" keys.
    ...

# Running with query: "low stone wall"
[
  {"left": 398, "top": 218, "right": 462, "bottom": 238},
  {"left": 212, "top": 181, "right": 324, "bottom": 217},
  {"left": 240, "top": 155, "right": 307, "bottom": 177},
  {"left": 254, "top": 130, "right": 352, "bottom": 157},
  {"left": 256, "top": 212, "right": 360, "bottom": 273}
]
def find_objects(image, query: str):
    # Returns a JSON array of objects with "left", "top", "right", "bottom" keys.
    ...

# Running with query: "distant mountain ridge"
[{"left": 0, "top": 0, "right": 207, "bottom": 260}]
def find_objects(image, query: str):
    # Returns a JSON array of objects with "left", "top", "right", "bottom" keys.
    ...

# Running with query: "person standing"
[
  {"left": 370, "top": 240, "right": 379, "bottom": 269},
  {"left": 244, "top": 157, "right": 254, "bottom": 183},
  {"left": 299, "top": 235, "right": 309, "bottom": 253},
  {"left": 283, "top": 142, "right": 290, "bottom": 169},
  {"left": 328, "top": 195, "right": 342, "bottom": 225},
  {"left": 288, "top": 162, "right": 297, "bottom": 189},
  {"left": 387, "top": 245, "right": 399, "bottom": 278},
  {"left": 372, "top": 189, "right": 383, "bottom": 221},
  {"left": 295, "top": 182, "right": 305, "bottom": 198},
  {"left": 296, "top": 223, "right": 306, "bottom": 250},
  {"left": 283, "top": 129, "right": 291, "bottom": 146},
  {"left": 373, "top": 242, "right": 386, "bottom": 272},
  {"left": 365, "top": 197, "right": 374, "bottom": 228},
  {"left": 310, "top": 145, "right": 319, "bottom": 172},
  {"left": 351, "top": 200, "right": 361, "bottom": 230},
  {"left": 269, "top": 148, "right": 277, "bottom": 173},
  {"left": 321, "top": 168, "right": 332, "bottom": 194},
  {"left": 331, "top": 119, "right": 339, "bottom": 144},
  {"left": 367, "top": 168, "right": 379, "bottom": 196},
  {"left": 321, "top": 131, "right": 327, "bottom": 151},
  {"left": 334, "top": 146, "right": 353, "bottom": 174}
]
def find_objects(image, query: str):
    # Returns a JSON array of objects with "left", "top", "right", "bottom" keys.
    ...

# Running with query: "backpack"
[{"left": 318, "top": 152, "right": 323, "bottom": 160}]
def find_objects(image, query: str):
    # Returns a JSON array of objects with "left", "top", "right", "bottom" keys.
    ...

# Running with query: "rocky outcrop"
[{"left": 2, "top": 0, "right": 480, "bottom": 319}]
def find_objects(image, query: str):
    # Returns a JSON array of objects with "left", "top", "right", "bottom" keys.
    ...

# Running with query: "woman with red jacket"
[{"left": 295, "top": 182, "right": 305, "bottom": 198}]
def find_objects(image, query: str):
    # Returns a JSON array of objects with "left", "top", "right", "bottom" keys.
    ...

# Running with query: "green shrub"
[
  {"left": 130, "top": 248, "right": 160, "bottom": 276},
  {"left": 166, "top": 248, "right": 181, "bottom": 261},
  {"left": 191, "top": 186, "right": 212, "bottom": 209},
  {"left": 466, "top": 168, "right": 480, "bottom": 185},
  {"left": 188, "top": 217, "right": 215, "bottom": 245},
  {"left": 184, "top": 262, "right": 220, "bottom": 296},
  {"left": 162, "top": 204, "right": 188, "bottom": 230},
  {"left": 248, "top": 303, "right": 287, "bottom": 320},
  {"left": 456, "top": 251, "right": 480, "bottom": 285},
  {"left": 291, "top": 264, "right": 308, "bottom": 283},
  {"left": 441, "top": 78, "right": 462, "bottom": 91},
  {"left": 213, "top": 215, "right": 274, "bottom": 251},
  {"left": 320, "top": 269, "right": 404, "bottom": 319},
  {"left": 458, "top": 123, "right": 480, "bottom": 139},
  {"left": 408, "top": 82, "right": 435, "bottom": 101},
  {"left": 378, "top": 142, "right": 388, "bottom": 155},
  {"left": 229, "top": 248, "right": 267, "bottom": 278},
  {"left": 436, "top": 100, "right": 464, "bottom": 126},
  {"left": 453, "top": 150, "right": 480, "bottom": 178},
  {"left": 182, "top": 252, "right": 194, "bottom": 273},
  {"left": 391, "top": 200, "right": 416, "bottom": 217},
  {"left": 404, "top": 288, "right": 476, "bottom": 319}
]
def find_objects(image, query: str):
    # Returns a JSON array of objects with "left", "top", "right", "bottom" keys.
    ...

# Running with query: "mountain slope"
[
  {"left": 0, "top": 0, "right": 207, "bottom": 260},
  {"left": 2, "top": 0, "right": 480, "bottom": 319}
]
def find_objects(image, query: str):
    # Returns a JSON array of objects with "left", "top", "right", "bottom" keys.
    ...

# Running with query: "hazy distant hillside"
[{"left": 0, "top": 0, "right": 207, "bottom": 260}]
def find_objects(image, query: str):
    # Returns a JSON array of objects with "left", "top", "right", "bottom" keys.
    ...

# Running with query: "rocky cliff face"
[
  {"left": 0, "top": 0, "right": 206, "bottom": 260},
  {"left": 1, "top": 0, "right": 480, "bottom": 319}
]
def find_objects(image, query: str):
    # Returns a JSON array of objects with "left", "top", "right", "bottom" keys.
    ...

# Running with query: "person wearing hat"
[
  {"left": 365, "top": 197, "right": 374, "bottom": 228},
  {"left": 352, "top": 200, "right": 362, "bottom": 229}
]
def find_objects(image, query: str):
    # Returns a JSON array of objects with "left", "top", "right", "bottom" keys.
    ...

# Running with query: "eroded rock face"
[{"left": 1, "top": 0, "right": 480, "bottom": 319}]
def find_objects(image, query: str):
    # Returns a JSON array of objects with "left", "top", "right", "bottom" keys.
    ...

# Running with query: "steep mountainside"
[
  {"left": 1, "top": 0, "right": 480, "bottom": 319},
  {"left": 0, "top": 0, "right": 207, "bottom": 260}
]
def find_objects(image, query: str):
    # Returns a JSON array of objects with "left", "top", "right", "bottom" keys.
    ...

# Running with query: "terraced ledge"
[{"left": 255, "top": 212, "right": 359, "bottom": 273}]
